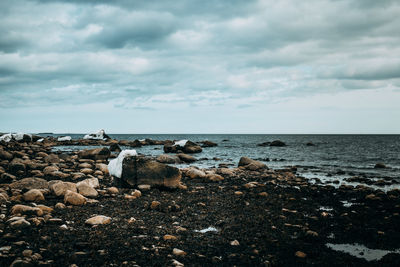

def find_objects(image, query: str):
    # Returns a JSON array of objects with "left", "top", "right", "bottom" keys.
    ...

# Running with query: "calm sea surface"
[{"left": 49, "top": 134, "right": 400, "bottom": 184}]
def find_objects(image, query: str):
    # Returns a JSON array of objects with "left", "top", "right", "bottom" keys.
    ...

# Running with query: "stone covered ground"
[{"left": 0, "top": 138, "right": 400, "bottom": 266}]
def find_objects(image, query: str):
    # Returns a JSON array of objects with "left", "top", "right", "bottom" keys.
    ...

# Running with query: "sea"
[{"left": 48, "top": 134, "right": 400, "bottom": 189}]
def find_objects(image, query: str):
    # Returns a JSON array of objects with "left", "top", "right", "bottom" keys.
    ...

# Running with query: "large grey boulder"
[{"left": 121, "top": 156, "right": 181, "bottom": 188}]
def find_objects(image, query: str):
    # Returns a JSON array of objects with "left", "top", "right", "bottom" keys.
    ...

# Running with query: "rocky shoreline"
[{"left": 0, "top": 137, "right": 400, "bottom": 266}]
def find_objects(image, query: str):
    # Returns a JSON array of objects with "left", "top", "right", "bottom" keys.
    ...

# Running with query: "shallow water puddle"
[
  {"left": 326, "top": 243, "right": 400, "bottom": 261},
  {"left": 194, "top": 226, "right": 218, "bottom": 233}
]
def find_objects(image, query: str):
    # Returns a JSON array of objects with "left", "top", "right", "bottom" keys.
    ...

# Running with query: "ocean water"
[{"left": 49, "top": 134, "right": 400, "bottom": 185}]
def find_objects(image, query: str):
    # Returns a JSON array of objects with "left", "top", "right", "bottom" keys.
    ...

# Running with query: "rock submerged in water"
[
  {"left": 200, "top": 140, "right": 218, "bottom": 147},
  {"left": 270, "top": 140, "right": 286, "bottom": 147},
  {"left": 120, "top": 156, "right": 182, "bottom": 189},
  {"left": 374, "top": 163, "right": 386, "bottom": 169}
]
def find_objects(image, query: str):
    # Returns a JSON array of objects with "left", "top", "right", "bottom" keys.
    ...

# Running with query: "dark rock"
[
  {"left": 110, "top": 143, "right": 122, "bottom": 152},
  {"left": 9, "top": 158, "right": 26, "bottom": 174},
  {"left": 9, "top": 177, "right": 49, "bottom": 190},
  {"left": 182, "top": 141, "right": 203, "bottom": 153},
  {"left": 270, "top": 140, "right": 286, "bottom": 147},
  {"left": 374, "top": 163, "right": 386, "bottom": 169},
  {"left": 164, "top": 140, "right": 203, "bottom": 154},
  {"left": 44, "top": 154, "right": 60, "bottom": 163},
  {"left": 200, "top": 140, "right": 218, "bottom": 147},
  {"left": 0, "top": 149, "right": 13, "bottom": 160},
  {"left": 257, "top": 142, "right": 270, "bottom": 147},
  {"left": 78, "top": 147, "right": 110, "bottom": 160},
  {"left": 306, "top": 142, "right": 315, "bottom": 146},
  {"left": 121, "top": 156, "right": 182, "bottom": 188},
  {"left": 177, "top": 153, "right": 197, "bottom": 163},
  {"left": 1, "top": 172, "right": 16, "bottom": 183}
]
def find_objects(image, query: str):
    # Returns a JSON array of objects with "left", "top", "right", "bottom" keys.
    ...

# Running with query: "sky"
[{"left": 0, "top": 0, "right": 400, "bottom": 134}]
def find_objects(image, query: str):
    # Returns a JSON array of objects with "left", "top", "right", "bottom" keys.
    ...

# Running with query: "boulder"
[
  {"left": 23, "top": 189, "right": 45, "bottom": 202},
  {"left": 177, "top": 153, "right": 196, "bottom": 163},
  {"left": 1, "top": 173, "right": 16, "bottom": 183},
  {"left": 0, "top": 149, "right": 13, "bottom": 160},
  {"left": 374, "top": 163, "right": 386, "bottom": 169},
  {"left": 121, "top": 156, "right": 181, "bottom": 188},
  {"left": 109, "top": 143, "right": 122, "bottom": 152},
  {"left": 163, "top": 140, "right": 202, "bottom": 154},
  {"left": 78, "top": 162, "right": 92, "bottom": 169},
  {"left": 80, "top": 168, "right": 93, "bottom": 175},
  {"left": 96, "top": 163, "right": 109, "bottom": 175},
  {"left": 76, "top": 178, "right": 99, "bottom": 188},
  {"left": 200, "top": 140, "right": 218, "bottom": 147},
  {"left": 9, "top": 158, "right": 26, "bottom": 174},
  {"left": 64, "top": 190, "right": 86, "bottom": 205},
  {"left": 9, "top": 218, "right": 31, "bottom": 229},
  {"left": 78, "top": 147, "right": 110, "bottom": 160},
  {"left": 51, "top": 181, "right": 77, "bottom": 196},
  {"left": 43, "top": 165, "right": 59, "bottom": 176},
  {"left": 182, "top": 141, "right": 202, "bottom": 153},
  {"left": 185, "top": 168, "right": 206, "bottom": 179},
  {"left": 9, "top": 178, "right": 49, "bottom": 190},
  {"left": 11, "top": 204, "right": 43, "bottom": 216},
  {"left": 36, "top": 152, "right": 49, "bottom": 158},
  {"left": 238, "top": 157, "right": 266, "bottom": 170},
  {"left": 44, "top": 154, "right": 60, "bottom": 163},
  {"left": 156, "top": 154, "right": 181, "bottom": 164},
  {"left": 257, "top": 142, "right": 270, "bottom": 147},
  {"left": 205, "top": 173, "right": 224, "bottom": 182},
  {"left": 270, "top": 140, "right": 286, "bottom": 147},
  {"left": 77, "top": 184, "right": 98, "bottom": 198}
]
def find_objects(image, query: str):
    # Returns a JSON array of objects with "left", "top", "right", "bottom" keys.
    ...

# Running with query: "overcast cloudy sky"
[{"left": 0, "top": 0, "right": 399, "bottom": 134}]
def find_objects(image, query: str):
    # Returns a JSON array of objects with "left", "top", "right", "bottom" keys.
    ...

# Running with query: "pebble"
[
  {"left": 107, "top": 187, "right": 119, "bottom": 194},
  {"left": 230, "top": 240, "right": 240, "bottom": 246},
  {"left": 138, "top": 184, "right": 151, "bottom": 191},
  {"left": 171, "top": 259, "right": 184, "bottom": 266},
  {"left": 9, "top": 218, "right": 31, "bottom": 229},
  {"left": 163, "top": 234, "right": 178, "bottom": 241},
  {"left": 131, "top": 189, "right": 142, "bottom": 198},
  {"left": 295, "top": 251, "right": 307, "bottom": 258},
  {"left": 85, "top": 215, "right": 111, "bottom": 225},
  {"left": 172, "top": 248, "right": 187, "bottom": 256},
  {"left": 151, "top": 201, "right": 161, "bottom": 209},
  {"left": 55, "top": 202, "right": 66, "bottom": 209}
]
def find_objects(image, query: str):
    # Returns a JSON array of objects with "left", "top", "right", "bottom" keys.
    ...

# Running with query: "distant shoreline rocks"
[{"left": 258, "top": 140, "right": 287, "bottom": 147}]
